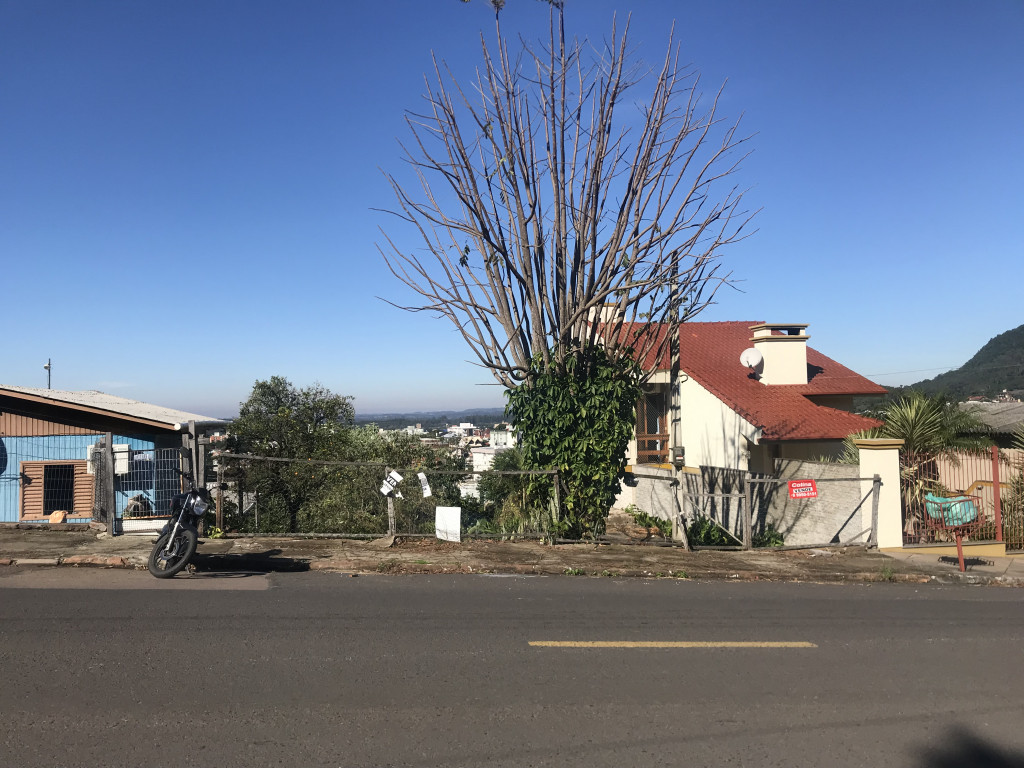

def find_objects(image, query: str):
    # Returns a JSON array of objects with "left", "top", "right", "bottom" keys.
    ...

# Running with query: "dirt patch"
[{"left": 1, "top": 526, "right": 1011, "bottom": 584}]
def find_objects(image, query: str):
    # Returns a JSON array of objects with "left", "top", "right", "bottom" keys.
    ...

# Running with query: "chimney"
[
  {"left": 588, "top": 303, "right": 623, "bottom": 325},
  {"left": 750, "top": 323, "right": 809, "bottom": 385}
]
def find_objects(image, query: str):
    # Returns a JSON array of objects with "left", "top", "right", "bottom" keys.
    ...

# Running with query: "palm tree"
[
  {"left": 868, "top": 391, "right": 990, "bottom": 452},
  {"left": 839, "top": 391, "right": 990, "bottom": 459},
  {"left": 845, "top": 391, "right": 992, "bottom": 540}
]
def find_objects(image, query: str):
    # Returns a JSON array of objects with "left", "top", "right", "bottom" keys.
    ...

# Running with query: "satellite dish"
[{"left": 740, "top": 347, "right": 764, "bottom": 372}]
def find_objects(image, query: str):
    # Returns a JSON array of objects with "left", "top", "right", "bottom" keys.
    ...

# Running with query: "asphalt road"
[{"left": 2, "top": 568, "right": 1023, "bottom": 768}]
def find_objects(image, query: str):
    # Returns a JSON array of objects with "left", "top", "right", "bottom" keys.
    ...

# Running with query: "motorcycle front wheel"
[{"left": 147, "top": 528, "right": 198, "bottom": 578}]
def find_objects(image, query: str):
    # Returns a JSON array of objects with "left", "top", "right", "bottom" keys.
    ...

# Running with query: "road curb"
[
  {"left": 1, "top": 539, "right": 1020, "bottom": 586},
  {"left": 11, "top": 557, "right": 61, "bottom": 566},
  {"left": 61, "top": 555, "right": 131, "bottom": 568}
]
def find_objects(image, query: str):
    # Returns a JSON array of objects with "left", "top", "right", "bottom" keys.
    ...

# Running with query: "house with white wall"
[
  {"left": 459, "top": 445, "right": 510, "bottom": 499},
  {"left": 626, "top": 321, "right": 886, "bottom": 474},
  {"left": 490, "top": 424, "right": 516, "bottom": 449}
]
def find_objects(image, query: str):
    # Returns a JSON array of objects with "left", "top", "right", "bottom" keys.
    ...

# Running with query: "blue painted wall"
[{"left": 0, "top": 434, "right": 179, "bottom": 523}]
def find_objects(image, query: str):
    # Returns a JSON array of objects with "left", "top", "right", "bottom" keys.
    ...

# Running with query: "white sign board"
[
  {"left": 435, "top": 506, "right": 462, "bottom": 543},
  {"left": 418, "top": 472, "right": 432, "bottom": 498},
  {"left": 379, "top": 470, "right": 404, "bottom": 497}
]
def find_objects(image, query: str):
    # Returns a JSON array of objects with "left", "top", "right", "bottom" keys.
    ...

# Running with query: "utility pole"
[
  {"left": 43, "top": 359, "right": 51, "bottom": 389},
  {"left": 669, "top": 257, "right": 690, "bottom": 550}
]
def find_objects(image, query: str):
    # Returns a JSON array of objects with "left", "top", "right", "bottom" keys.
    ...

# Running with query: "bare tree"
[{"left": 379, "top": 6, "right": 754, "bottom": 388}]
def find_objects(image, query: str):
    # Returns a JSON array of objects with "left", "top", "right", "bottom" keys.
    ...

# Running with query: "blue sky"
[{"left": 2, "top": 0, "right": 1022, "bottom": 418}]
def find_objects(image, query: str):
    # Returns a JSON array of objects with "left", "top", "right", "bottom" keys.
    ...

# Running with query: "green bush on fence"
[
  {"left": 473, "top": 447, "right": 552, "bottom": 537},
  {"left": 686, "top": 515, "right": 735, "bottom": 546}
]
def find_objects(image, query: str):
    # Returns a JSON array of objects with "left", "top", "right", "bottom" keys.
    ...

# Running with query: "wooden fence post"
[{"left": 237, "top": 471, "right": 246, "bottom": 532}]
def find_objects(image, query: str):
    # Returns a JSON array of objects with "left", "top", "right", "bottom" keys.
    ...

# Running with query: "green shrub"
[
  {"left": 753, "top": 524, "right": 784, "bottom": 548},
  {"left": 686, "top": 515, "right": 736, "bottom": 546},
  {"left": 625, "top": 504, "right": 672, "bottom": 539}
]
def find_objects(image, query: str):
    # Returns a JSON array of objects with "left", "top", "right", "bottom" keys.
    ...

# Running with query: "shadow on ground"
[
  {"left": 917, "top": 727, "right": 1024, "bottom": 768},
  {"left": 191, "top": 549, "right": 311, "bottom": 574},
  {"left": 938, "top": 555, "right": 994, "bottom": 569}
]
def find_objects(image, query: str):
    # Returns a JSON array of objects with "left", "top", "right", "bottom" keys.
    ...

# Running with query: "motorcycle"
[{"left": 147, "top": 448, "right": 212, "bottom": 578}]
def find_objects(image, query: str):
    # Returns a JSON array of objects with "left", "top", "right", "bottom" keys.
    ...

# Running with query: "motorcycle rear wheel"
[{"left": 147, "top": 528, "right": 198, "bottom": 578}]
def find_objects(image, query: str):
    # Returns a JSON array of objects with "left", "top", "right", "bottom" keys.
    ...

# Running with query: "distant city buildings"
[
  {"left": 372, "top": 418, "right": 520, "bottom": 499},
  {"left": 490, "top": 423, "right": 515, "bottom": 449},
  {"left": 459, "top": 445, "right": 511, "bottom": 499}
]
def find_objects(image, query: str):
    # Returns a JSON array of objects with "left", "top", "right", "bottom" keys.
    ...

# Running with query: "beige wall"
[
  {"left": 856, "top": 439, "right": 903, "bottom": 549},
  {"left": 752, "top": 335, "right": 808, "bottom": 386},
  {"left": 677, "top": 376, "right": 759, "bottom": 471},
  {"left": 747, "top": 441, "right": 846, "bottom": 475},
  {"left": 624, "top": 364, "right": 855, "bottom": 480}
]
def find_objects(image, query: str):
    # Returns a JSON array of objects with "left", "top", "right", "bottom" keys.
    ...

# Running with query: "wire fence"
[{"left": 210, "top": 452, "right": 561, "bottom": 539}]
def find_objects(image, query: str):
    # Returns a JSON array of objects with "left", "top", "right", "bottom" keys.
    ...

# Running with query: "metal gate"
[
  {"left": 900, "top": 447, "right": 1022, "bottom": 550},
  {"left": 998, "top": 448, "right": 1024, "bottom": 551},
  {"left": 117, "top": 447, "right": 187, "bottom": 533}
]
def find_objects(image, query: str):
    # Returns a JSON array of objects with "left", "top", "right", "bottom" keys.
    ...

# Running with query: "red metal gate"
[
  {"left": 901, "top": 446, "right": 1024, "bottom": 551},
  {"left": 1001, "top": 448, "right": 1024, "bottom": 551}
]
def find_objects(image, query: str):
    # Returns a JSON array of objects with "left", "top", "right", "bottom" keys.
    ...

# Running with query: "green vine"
[{"left": 505, "top": 345, "right": 643, "bottom": 539}]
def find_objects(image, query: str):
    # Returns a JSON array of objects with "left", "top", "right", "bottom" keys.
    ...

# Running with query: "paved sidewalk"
[
  {"left": 884, "top": 548, "right": 1024, "bottom": 584},
  {"left": 1, "top": 526, "right": 1022, "bottom": 585}
]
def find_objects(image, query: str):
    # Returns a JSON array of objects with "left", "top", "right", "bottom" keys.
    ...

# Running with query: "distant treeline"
[
  {"left": 908, "top": 323, "right": 1024, "bottom": 400},
  {"left": 355, "top": 409, "right": 506, "bottom": 432}
]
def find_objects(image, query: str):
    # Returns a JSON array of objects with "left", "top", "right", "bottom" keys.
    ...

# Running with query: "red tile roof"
[{"left": 629, "top": 321, "right": 885, "bottom": 441}]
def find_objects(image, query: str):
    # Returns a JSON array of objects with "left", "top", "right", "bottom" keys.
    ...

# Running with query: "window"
[
  {"left": 43, "top": 464, "right": 75, "bottom": 515},
  {"left": 20, "top": 461, "right": 94, "bottom": 520},
  {"left": 636, "top": 390, "right": 669, "bottom": 465}
]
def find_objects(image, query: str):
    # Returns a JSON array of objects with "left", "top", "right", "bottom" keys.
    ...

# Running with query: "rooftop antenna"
[{"left": 43, "top": 359, "right": 51, "bottom": 389}]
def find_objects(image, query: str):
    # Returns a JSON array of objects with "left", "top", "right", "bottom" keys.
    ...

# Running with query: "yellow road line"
[{"left": 528, "top": 641, "right": 817, "bottom": 648}]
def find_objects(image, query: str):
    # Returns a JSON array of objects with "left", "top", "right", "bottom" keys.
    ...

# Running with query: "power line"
[{"left": 867, "top": 361, "right": 1024, "bottom": 379}]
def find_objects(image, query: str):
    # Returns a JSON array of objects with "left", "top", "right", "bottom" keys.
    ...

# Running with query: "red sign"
[{"left": 788, "top": 480, "right": 818, "bottom": 499}]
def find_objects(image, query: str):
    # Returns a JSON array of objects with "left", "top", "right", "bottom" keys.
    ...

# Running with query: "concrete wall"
[
  {"left": 625, "top": 466, "right": 679, "bottom": 523},
  {"left": 754, "top": 460, "right": 868, "bottom": 546},
  {"left": 620, "top": 459, "right": 871, "bottom": 548},
  {"left": 779, "top": 441, "right": 847, "bottom": 461}
]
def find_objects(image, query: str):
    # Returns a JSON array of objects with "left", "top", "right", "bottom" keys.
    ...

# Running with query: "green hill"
[{"left": 910, "top": 323, "right": 1024, "bottom": 399}]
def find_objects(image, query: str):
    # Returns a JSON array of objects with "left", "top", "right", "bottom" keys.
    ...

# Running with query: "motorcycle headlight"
[{"left": 193, "top": 498, "right": 209, "bottom": 516}]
